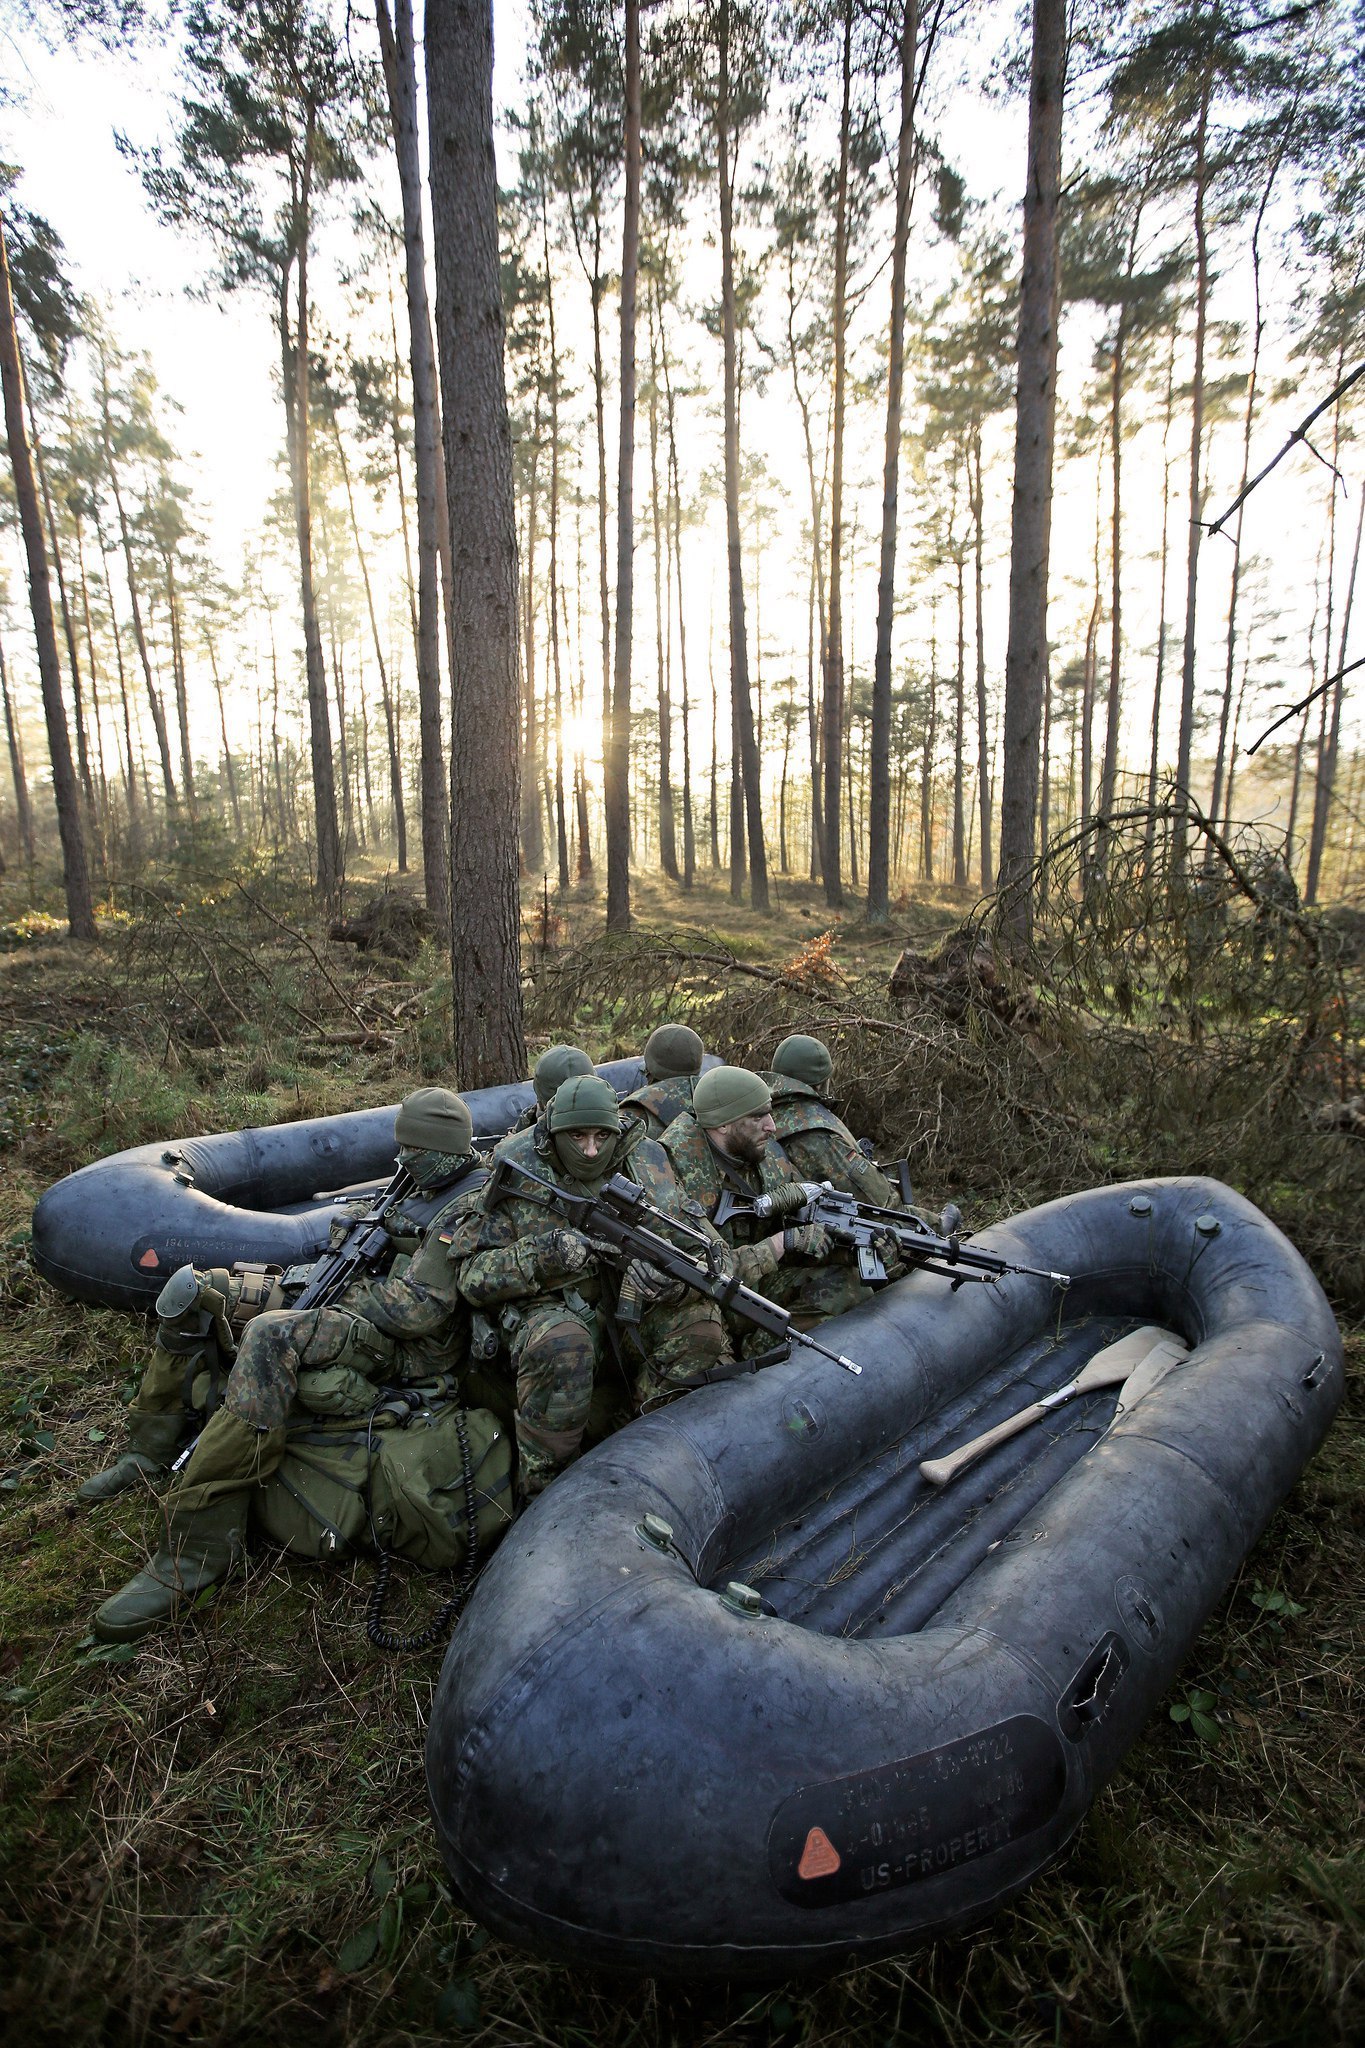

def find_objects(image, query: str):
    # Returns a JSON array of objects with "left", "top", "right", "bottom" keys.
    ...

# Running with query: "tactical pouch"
[
  {"left": 230, "top": 1262, "right": 284, "bottom": 1324},
  {"left": 251, "top": 1393, "right": 514, "bottom": 1568}
]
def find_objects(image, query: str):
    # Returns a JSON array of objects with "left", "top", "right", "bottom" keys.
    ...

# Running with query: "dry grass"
[{"left": 1, "top": 857, "right": 1363, "bottom": 2046}]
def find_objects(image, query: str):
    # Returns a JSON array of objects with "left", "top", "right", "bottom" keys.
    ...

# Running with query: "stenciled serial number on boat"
[{"left": 767, "top": 1715, "right": 1067, "bottom": 1909}]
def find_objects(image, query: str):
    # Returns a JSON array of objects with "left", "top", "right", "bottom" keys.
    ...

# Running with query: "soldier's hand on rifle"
[
  {"left": 783, "top": 1221, "right": 833, "bottom": 1262},
  {"left": 621, "top": 1257, "right": 688, "bottom": 1310},
  {"left": 528, "top": 1227, "right": 598, "bottom": 1287}
]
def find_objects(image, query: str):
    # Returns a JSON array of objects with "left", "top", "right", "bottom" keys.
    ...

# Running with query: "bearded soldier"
[
  {"left": 91, "top": 1088, "right": 484, "bottom": 1643},
  {"left": 505, "top": 1043, "right": 595, "bottom": 1138},
  {"left": 660, "top": 1064, "right": 875, "bottom": 1329},
  {"left": 452, "top": 1074, "right": 761, "bottom": 1498},
  {"left": 761, "top": 1033, "right": 903, "bottom": 1207},
  {"left": 618, "top": 1023, "right": 706, "bottom": 1137}
]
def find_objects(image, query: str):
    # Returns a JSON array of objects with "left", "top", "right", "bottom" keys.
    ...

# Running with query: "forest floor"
[{"left": 0, "top": 856, "right": 1361, "bottom": 2048}]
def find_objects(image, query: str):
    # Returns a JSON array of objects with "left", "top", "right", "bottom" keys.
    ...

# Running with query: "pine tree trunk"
[
  {"left": 427, "top": 0, "right": 527, "bottom": 1083},
  {"left": 1144, "top": 329, "right": 1177, "bottom": 866},
  {"left": 953, "top": 552, "right": 967, "bottom": 886},
  {"left": 33, "top": 427, "right": 95, "bottom": 813},
  {"left": 520, "top": 376, "right": 546, "bottom": 877},
  {"left": 821, "top": 0, "right": 854, "bottom": 909},
  {"left": 0, "top": 633, "right": 36, "bottom": 865},
  {"left": 650, "top": 291, "right": 679, "bottom": 881},
  {"left": 331, "top": 410, "right": 408, "bottom": 870},
  {"left": 377, "top": 0, "right": 450, "bottom": 920},
  {"left": 996, "top": 0, "right": 1066, "bottom": 940},
  {"left": 0, "top": 216, "right": 95, "bottom": 936},
  {"left": 1171, "top": 68, "right": 1212, "bottom": 870},
  {"left": 278, "top": 130, "right": 343, "bottom": 904},
  {"left": 605, "top": 0, "right": 640, "bottom": 932},
  {"left": 717, "top": 0, "right": 768, "bottom": 912},
  {"left": 868, "top": 0, "right": 920, "bottom": 920},
  {"left": 205, "top": 632, "right": 243, "bottom": 837},
  {"left": 98, "top": 352, "right": 178, "bottom": 826},
  {"left": 970, "top": 431, "right": 992, "bottom": 888},
  {"left": 163, "top": 550, "right": 197, "bottom": 815}
]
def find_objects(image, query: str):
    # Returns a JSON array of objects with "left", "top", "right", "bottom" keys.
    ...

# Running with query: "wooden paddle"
[{"left": 918, "top": 1324, "right": 1188, "bottom": 1488}]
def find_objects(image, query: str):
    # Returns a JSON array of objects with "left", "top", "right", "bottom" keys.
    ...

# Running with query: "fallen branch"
[
  {"left": 1244, "top": 653, "right": 1365, "bottom": 756},
  {"left": 1204, "top": 360, "right": 1365, "bottom": 539}
]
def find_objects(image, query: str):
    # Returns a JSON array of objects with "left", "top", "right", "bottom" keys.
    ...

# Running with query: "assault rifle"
[
  {"left": 482, "top": 1157, "right": 864, "bottom": 1378},
  {"left": 712, "top": 1182, "right": 1071, "bottom": 1292},
  {"left": 289, "top": 1163, "right": 417, "bottom": 1311}
]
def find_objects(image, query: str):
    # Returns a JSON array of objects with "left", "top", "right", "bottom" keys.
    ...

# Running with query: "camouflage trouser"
[
  {"left": 507, "top": 1290, "right": 733, "bottom": 1496},
  {"left": 168, "top": 1306, "right": 398, "bottom": 1516}
]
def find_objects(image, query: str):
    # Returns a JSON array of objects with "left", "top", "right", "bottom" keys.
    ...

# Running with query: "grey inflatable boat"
[
  {"left": 30, "top": 1058, "right": 654, "bottom": 1310},
  {"left": 425, "top": 1175, "right": 1341, "bottom": 1981}
]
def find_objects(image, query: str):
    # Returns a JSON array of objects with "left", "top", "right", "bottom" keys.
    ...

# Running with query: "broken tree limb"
[
  {"left": 1204, "top": 360, "right": 1365, "bottom": 539},
  {"left": 1244, "top": 653, "right": 1365, "bottom": 757}
]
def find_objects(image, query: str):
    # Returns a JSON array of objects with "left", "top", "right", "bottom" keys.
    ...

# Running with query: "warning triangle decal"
[{"left": 797, "top": 1826, "right": 841, "bottom": 1880}]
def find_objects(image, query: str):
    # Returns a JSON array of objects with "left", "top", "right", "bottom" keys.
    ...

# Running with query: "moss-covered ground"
[{"left": 0, "top": 863, "right": 1361, "bottom": 2046}]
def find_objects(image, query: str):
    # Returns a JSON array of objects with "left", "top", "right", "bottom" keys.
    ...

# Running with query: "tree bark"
[
  {"left": 996, "top": 0, "right": 1066, "bottom": 940},
  {"left": 717, "top": 0, "right": 768, "bottom": 912},
  {"left": 0, "top": 215, "right": 95, "bottom": 936},
  {"left": 1171, "top": 66, "right": 1211, "bottom": 870},
  {"left": 821, "top": 0, "right": 854, "bottom": 909},
  {"left": 0, "top": 633, "right": 36, "bottom": 865},
  {"left": 377, "top": 0, "right": 450, "bottom": 919},
  {"left": 868, "top": 0, "right": 920, "bottom": 921},
  {"left": 276, "top": 114, "right": 342, "bottom": 902},
  {"left": 605, "top": 0, "right": 640, "bottom": 932},
  {"left": 427, "top": 0, "right": 527, "bottom": 1083}
]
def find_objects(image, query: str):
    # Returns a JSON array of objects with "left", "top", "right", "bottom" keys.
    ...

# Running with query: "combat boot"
[
  {"left": 92, "top": 1493, "right": 247, "bottom": 1643},
  {"left": 77, "top": 1411, "right": 186, "bottom": 1504}
]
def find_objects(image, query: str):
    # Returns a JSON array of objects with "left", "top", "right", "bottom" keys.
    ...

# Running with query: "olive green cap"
[
  {"left": 394, "top": 1086, "right": 474, "bottom": 1155},
  {"left": 643, "top": 1023, "right": 705, "bottom": 1082},
  {"left": 771, "top": 1033, "right": 833, "bottom": 1090},
  {"left": 548, "top": 1075, "right": 622, "bottom": 1133},
  {"left": 693, "top": 1065, "right": 772, "bottom": 1129},
  {"left": 533, "top": 1043, "right": 594, "bottom": 1106}
]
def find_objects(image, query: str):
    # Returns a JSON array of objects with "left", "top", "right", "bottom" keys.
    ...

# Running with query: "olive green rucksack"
[{"left": 252, "top": 1387, "right": 514, "bottom": 1571}]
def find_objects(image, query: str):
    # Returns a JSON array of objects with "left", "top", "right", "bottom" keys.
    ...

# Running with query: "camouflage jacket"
[
  {"left": 760, "top": 1076, "right": 902, "bottom": 1208},
  {"left": 618, "top": 1072, "right": 698, "bottom": 1138},
  {"left": 337, "top": 1169, "right": 484, "bottom": 1374},
  {"left": 453, "top": 1119, "right": 774, "bottom": 1311},
  {"left": 657, "top": 1112, "right": 795, "bottom": 1282}
]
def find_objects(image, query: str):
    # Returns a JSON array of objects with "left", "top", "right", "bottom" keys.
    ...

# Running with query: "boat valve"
[
  {"left": 637, "top": 1514, "right": 676, "bottom": 1555},
  {"left": 720, "top": 1581, "right": 764, "bottom": 1619}
]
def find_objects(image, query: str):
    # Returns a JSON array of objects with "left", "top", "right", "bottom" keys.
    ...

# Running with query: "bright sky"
[{"left": 0, "top": 0, "right": 1359, "bottom": 854}]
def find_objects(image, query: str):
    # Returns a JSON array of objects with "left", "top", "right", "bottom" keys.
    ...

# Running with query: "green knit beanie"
[
  {"left": 533, "top": 1043, "right": 594, "bottom": 1106},
  {"left": 394, "top": 1086, "right": 474, "bottom": 1155},
  {"left": 692, "top": 1065, "right": 772, "bottom": 1129},
  {"left": 771, "top": 1034, "right": 834, "bottom": 1091},
  {"left": 643, "top": 1023, "right": 705, "bottom": 1082},
  {"left": 547, "top": 1075, "right": 622, "bottom": 1133}
]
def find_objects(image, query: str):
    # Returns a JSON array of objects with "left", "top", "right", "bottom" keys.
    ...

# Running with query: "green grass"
[{"left": 1, "top": 874, "right": 1362, "bottom": 2046}]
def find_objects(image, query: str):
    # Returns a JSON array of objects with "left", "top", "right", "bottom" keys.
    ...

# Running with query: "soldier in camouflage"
[
  {"left": 661, "top": 1065, "right": 876, "bottom": 1333},
  {"left": 761, "top": 1033, "right": 904, "bottom": 1207},
  {"left": 619, "top": 1023, "right": 706, "bottom": 1137},
  {"left": 91, "top": 1088, "right": 484, "bottom": 1643},
  {"left": 505, "top": 1043, "right": 596, "bottom": 1138},
  {"left": 452, "top": 1074, "right": 754, "bottom": 1498}
]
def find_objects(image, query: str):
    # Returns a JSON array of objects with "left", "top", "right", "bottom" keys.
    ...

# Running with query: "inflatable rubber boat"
[
  {"left": 31, "top": 1057, "right": 658, "bottom": 1309},
  {"left": 425, "top": 1175, "right": 1342, "bottom": 1981}
]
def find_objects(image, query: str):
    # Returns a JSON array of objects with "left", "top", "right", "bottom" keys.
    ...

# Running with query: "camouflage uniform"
[
  {"left": 618, "top": 1071, "right": 699, "bottom": 1138},
  {"left": 169, "top": 1169, "right": 484, "bottom": 1517},
  {"left": 660, "top": 1109, "right": 873, "bottom": 1331},
  {"left": 452, "top": 1119, "right": 737, "bottom": 1493},
  {"left": 761, "top": 1075, "right": 904, "bottom": 1208}
]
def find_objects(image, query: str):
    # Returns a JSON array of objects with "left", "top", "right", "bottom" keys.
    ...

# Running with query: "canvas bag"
[{"left": 252, "top": 1390, "right": 514, "bottom": 1568}]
